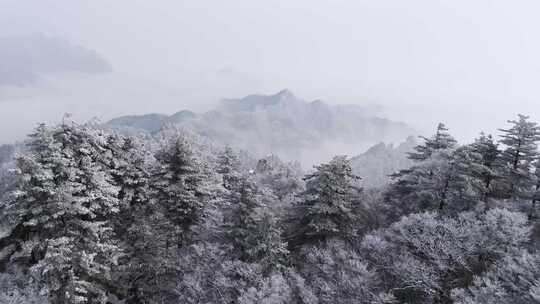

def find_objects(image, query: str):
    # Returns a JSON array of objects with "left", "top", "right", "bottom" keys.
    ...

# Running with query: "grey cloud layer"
[{"left": 0, "top": 34, "right": 111, "bottom": 86}]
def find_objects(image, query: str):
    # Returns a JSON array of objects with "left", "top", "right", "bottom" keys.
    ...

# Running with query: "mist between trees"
[{"left": 1, "top": 114, "right": 540, "bottom": 303}]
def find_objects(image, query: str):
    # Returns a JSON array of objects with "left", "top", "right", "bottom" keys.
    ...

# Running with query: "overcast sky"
[{"left": 1, "top": 0, "right": 540, "bottom": 144}]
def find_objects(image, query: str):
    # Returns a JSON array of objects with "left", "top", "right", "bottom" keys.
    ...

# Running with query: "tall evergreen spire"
[
  {"left": 498, "top": 114, "right": 540, "bottom": 199},
  {"left": 408, "top": 123, "right": 457, "bottom": 161},
  {"left": 287, "top": 156, "right": 361, "bottom": 249}
]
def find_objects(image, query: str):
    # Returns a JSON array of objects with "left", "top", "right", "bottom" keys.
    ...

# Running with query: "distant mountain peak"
[
  {"left": 107, "top": 90, "right": 416, "bottom": 167},
  {"left": 275, "top": 89, "right": 295, "bottom": 100},
  {"left": 220, "top": 89, "right": 302, "bottom": 112}
]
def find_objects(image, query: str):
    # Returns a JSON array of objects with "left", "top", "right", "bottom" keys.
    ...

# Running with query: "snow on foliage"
[{"left": 1, "top": 114, "right": 540, "bottom": 303}]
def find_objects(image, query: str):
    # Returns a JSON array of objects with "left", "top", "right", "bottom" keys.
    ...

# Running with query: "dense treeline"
[{"left": 1, "top": 115, "right": 540, "bottom": 303}]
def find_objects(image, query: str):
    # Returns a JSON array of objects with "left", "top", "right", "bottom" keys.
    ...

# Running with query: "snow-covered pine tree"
[
  {"left": 439, "top": 147, "right": 477, "bottom": 212},
  {"left": 463, "top": 133, "right": 501, "bottom": 203},
  {"left": 216, "top": 146, "right": 242, "bottom": 191},
  {"left": 385, "top": 124, "right": 459, "bottom": 217},
  {"left": 498, "top": 114, "right": 540, "bottom": 200},
  {"left": 395, "top": 143, "right": 494, "bottom": 215},
  {"left": 452, "top": 251, "right": 540, "bottom": 304},
  {"left": 223, "top": 178, "right": 264, "bottom": 260},
  {"left": 298, "top": 239, "right": 395, "bottom": 304},
  {"left": 531, "top": 160, "right": 540, "bottom": 219},
  {"left": 401, "top": 147, "right": 474, "bottom": 214},
  {"left": 105, "top": 135, "right": 169, "bottom": 303},
  {"left": 153, "top": 136, "right": 210, "bottom": 250},
  {"left": 363, "top": 209, "right": 531, "bottom": 303},
  {"left": 109, "top": 135, "right": 152, "bottom": 211},
  {"left": 286, "top": 156, "right": 361, "bottom": 249},
  {"left": 249, "top": 212, "right": 290, "bottom": 274},
  {"left": 222, "top": 176, "right": 288, "bottom": 271},
  {"left": 253, "top": 155, "right": 305, "bottom": 202},
  {"left": 408, "top": 123, "right": 457, "bottom": 161},
  {"left": 6, "top": 122, "right": 122, "bottom": 304}
]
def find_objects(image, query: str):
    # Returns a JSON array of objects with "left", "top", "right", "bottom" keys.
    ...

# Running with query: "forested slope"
[{"left": 1, "top": 115, "right": 540, "bottom": 303}]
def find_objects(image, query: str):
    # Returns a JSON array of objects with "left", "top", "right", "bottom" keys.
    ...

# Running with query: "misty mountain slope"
[
  {"left": 351, "top": 136, "right": 416, "bottom": 188},
  {"left": 108, "top": 110, "right": 196, "bottom": 133},
  {"left": 108, "top": 90, "right": 416, "bottom": 165}
]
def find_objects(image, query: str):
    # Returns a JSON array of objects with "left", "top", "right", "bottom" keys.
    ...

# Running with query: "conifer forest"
[
  {"left": 3, "top": 1, "right": 540, "bottom": 303},
  {"left": 1, "top": 114, "right": 540, "bottom": 304}
]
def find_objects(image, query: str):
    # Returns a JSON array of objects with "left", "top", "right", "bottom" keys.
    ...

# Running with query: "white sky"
[{"left": 1, "top": 0, "right": 540, "bottom": 144}]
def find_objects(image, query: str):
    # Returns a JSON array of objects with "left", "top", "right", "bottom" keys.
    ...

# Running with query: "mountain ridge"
[{"left": 107, "top": 90, "right": 416, "bottom": 165}]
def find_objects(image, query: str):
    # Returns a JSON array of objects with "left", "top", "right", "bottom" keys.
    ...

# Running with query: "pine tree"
[
  {"left": 406, "top": 148, "right": 472, "bottom": 213},
  {"left": 438, "top": 147, "right": 476, "bottom": 212},
  {"left": 408, "top": 123, "right": 457, "bottom": 161},
  {"left": 7, "top": 123, "right": 123, "bottom": 303},
  {"left": 222, "top": 177, "right": 288, "bottom": 271},
  {"left": 453, "top": 251, "right": 540, "bottom": 304},
  {"left": 363, "top": 209, "right": 530, "bottom": 303},
  {"left": 386, "top": 124, "right": 497, "bottom": 215},
  {"left": 287, "top": 156, "right": 361, "bottom": 249},
  {"left": 386, "top": 124, "right": 459, "bottom": 217},
  {"left": 224, "top": 178, "right": 264, "bottom": 260},
  {"left": 250, "top": 213, "right": 290, "bottom": 274},
  {"left": 216, "top": 146, "right": 242, "bottom": 191},
  {"left": 464, "top": 133, "right": 501, "bottom": 203},
  {"left": 109, "top": 136, "right": 152, "bottom": 211},
  {"left": 105, "top": 135, "right": 166, "bottom": 303},
  {"left": 253, "top": 155, "right": 305, "bottom": 202},
  {"left": 498, "top": 114, "right": 540, "bottom": 199},
  {"left": 531, "top": 160, "right": 540, "bottom": 219},
  {"left": 412, "top": 139, "right": 500, "bottom": 214},
  {"left": 298, "top": 239, "right": 395, "bottom": 304},
  {"left": 153, "top": 136, "right": 210, "bottom": 249}
]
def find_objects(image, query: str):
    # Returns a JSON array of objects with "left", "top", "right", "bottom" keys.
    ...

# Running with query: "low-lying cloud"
[{"left": 0, "top": 34, "right": 112, "bottom": 86}]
